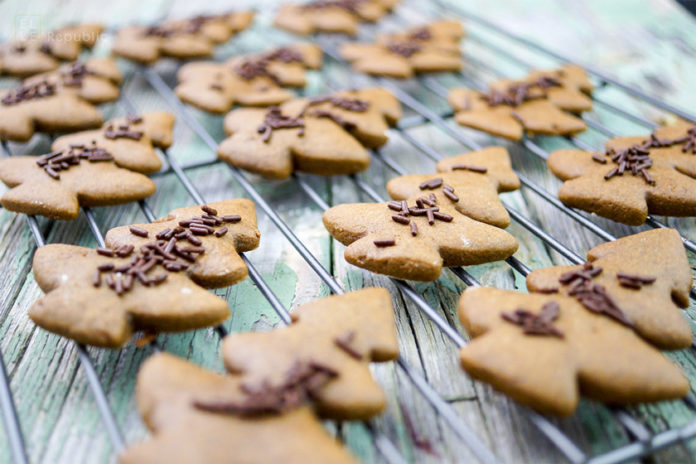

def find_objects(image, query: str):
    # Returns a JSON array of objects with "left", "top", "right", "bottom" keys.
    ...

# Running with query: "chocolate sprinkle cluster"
[
  {"left": 485, "top": 75, "right": 561, "bottom": 107},
  {"left": 558, "top": 262, "right": 633, "bottom": 327},
  {"left": 385, "top": 25, "right": 436, "bottom": 58},
  {"left": 374, "top": 178, "right": 457, "bottom": 248},
  {"left": 144, "top": 14, "right": 215, "bottom": 38},
  {"left": 616, "top": 271, "right": 656, "bottom": 289},
  {"left": 408, "top": 27, "right": 432, "bottom": 41},
  {"left": 386, "top": 42, "right": 422, "bottom": 58},
  {"left": 193, "top": 360, "right": 338, "bottom": 416},
  {"left": 257, "top": 107, "right": 306, "bottom": 142},
  {"left": 93, "top": 205, "right": 241, "bottom": 295},
  {"left": 1, "top": 80, "right": 56, "bottom": 106},
  {"left": 233, "top": 47, "right": 304, "bottom": 84},
  {"left": 595, "top": 126, "right": 696, "bottom": 185},
  {"left": 501, "top": 301, "right": 564, "bottom": 338},
  {"left": 256, "top": 95, "right": 370, "bottom": 143},
  {"left": 104, "top": 117, "right": 144, "bottom": 141},
  {"left": 60, "top": 62, "right": 95, "bottom": 87},
  {"left": 301, "top": 0, "right": 365, "bottom": 12},
  {"left": 36, "top": 143, "right": 114, "bottom": 180}
]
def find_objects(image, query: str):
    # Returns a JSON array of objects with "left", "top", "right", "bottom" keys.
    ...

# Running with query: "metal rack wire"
[{"left": 0, "top": 1, "right": 695, "bottom": 463}]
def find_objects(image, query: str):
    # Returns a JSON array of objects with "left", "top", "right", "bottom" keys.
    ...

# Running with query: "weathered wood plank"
[{"left": 0, "top": 0, "right": 695, "bottom": 463}]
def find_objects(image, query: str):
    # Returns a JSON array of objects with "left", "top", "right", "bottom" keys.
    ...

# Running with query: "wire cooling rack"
[{"left": 1, "top": 0, "right": 696, "bottom": 463}]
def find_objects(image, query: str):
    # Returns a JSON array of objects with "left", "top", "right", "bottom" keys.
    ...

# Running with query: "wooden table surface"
[{"left": 0, "top": 0, "right": 695, "bottom": 463}]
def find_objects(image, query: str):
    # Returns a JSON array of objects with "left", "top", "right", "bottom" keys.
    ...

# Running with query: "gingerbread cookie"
[
  {"left": 29, "top": 200, "right": 259, "bottom": 347},
  {"left": 274, "top": 0, "right": 399, "bottom": 36},
  {"left": 448, "top": 65, "right": 592, "bottom": 140},
  {"left": 112, "top": 12, "right": 254, "bottom": 64},
  {"left": 105, "top": 200, "right": 259, "bottom": 289},
  {"left": 217, "top": 87, "right": 401, "bottom": 179},
  {"left": 387, "top": 146, "right": 520, "bottom": 228},
  {"left": 0, "top": 112, "right": 173, "bottom": 219},
  {"left": 119, "top": 353, "right": 357, "bottom": 464},
  {"left": 527, "top": 229, "right": 693, "bottom": 350},
  {"left": 175, "top": 44, "right": 322, "bottom": 113},
  {"left": 458, "top": 287, "right": 689, "bottom": 416},
  {"left": 0, "top": 24, "right": 103, "bottom": 77},
  {"left": 548, "top": 121, "right": 696, "bottom": 225},
  {"left": 340, "top": 20, "right": 464, "bottom": 78},
  {"left": 323, "top": 168, "right": 518, "bottom": 281},
  {"left": 221, "top": 288, "right": 398, "bottom": 420},
  {"left": 0, "top": 57, "right": 123, "bottom": 142}
]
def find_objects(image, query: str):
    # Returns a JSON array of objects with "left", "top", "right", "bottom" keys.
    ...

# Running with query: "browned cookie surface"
[
  {"left": 29, "top": 200, "right": 259, "bottom": 347},
  {"left": 0, "top": 112, "right": 173, "bottom": 219},
  {"left": 112, "top": 12, "right": 254, "bottom": 64},
  {"left": 175, "top": 44, "right": 322, "bottom": 113},
  {"left": 548, "top": 121, "right": 696, "bottom": 225},
  {"left": 448, "top": 65, "right": 592, "bottom": 140},
  {"left": 324, "top": 152, "right": 519, "bottom": 281},
  {"left": 340, "top": 20, "right": 464, "bottom": 78},
  {"left": 527, "top": 229, "right": 693, "bottom": 349},
  {"left": 0, "top": 57, "right": 123, "bottom": 141},
  {"left": 274, "top": 0, "right": 399, "bottom": 36},
  {"left": 217, "top": 87, "right": 401, "bottom": 179},
  {"left": 0, "top": 24, "right": 103, "bottom": 77},
  {"left": 458, "top": 287, "right": 689, "bottom": 416},
  {"left": 221, "top": 288, "right": 399, "bottom": 420}
]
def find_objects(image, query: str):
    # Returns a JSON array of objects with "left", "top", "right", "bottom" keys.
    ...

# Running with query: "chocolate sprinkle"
[
  {"left": 223, "top": 215, "right": 242, "bottom": 223},
  {"left": 374, "top": 238, "right": 396, "bottom": 247},
  {"left": 387, "top": 41, "right": 422, "bottom": 58},
  {"left": 419, "top": 178, "right": 443, "bottom": 190},
  {"left": 35, "top": 145, "right": 115, "bottom": 180},
  {"left": 2, "top": 80, "right": 56, "bottom": 106},
  {"left": 616, "top": 271, "right": 656, "bottom": 289},
  {"left": 93, "top": 205, "right": 236, "bottom": 295},
  {"left": 129, "top": 226, "right": 149, "bottom": 238},
  {"left": 501, "top": 301, "right": 564, "bottom": 338},
  {"left": 485, "top": 75, "right": 561, "bottom": 108},
  {"left": 104, "top": 119, "right": 144, "bottom": 141},
  {"left": 257, "top": 107, "right": 305, "bottom": 143},
  {"left": 334, "top": 330, "right": 362, "bottom": 360},
  {"left": 193, "top": 361, "right": 338, "bottom": 416},
  {"left": 450, "top": 163, "right": 488, "bottom": 173},
  {"left": 595, "top": 126, "right": 696, "bottom": 186},
  {"left": 559, "top": 262, "right": 633, "bottom": 327},
  {"left": 392, "top": 214, "right": 410, "bottom": 225}
]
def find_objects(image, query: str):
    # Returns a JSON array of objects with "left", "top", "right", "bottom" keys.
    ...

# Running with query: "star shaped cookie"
[
  {"left": 175, "top": 44, "right": 322, "bottom": 113},
  {"left": 0, "top": 112, "right": 174, "bottom": 219},
  {"left": 112, "top": 12, "right": 254, "bottom": 64},
  {"left": 0, "top": 24, "right": 103, "bottom": 77},
  {"left": 0, "top": 57, "right": 123, "bottom": 141},
  {"left": 340, "top": 20, "right": 464, "bottom": 78},
  {"left": 29, "top": 200, "right": 259, "bottom": 347},
  {"left": 448, "top": 65, "right": 592, "bottom": 140},
  {"left": 119, "top": 353, "right": 357, "bottom": 464},
  {"left": 548, "top": 121, "right": 696, "bottom": 225},
  {"left": 274, "top": 0, "right": 399, "bottom": 36},
  {"left": 458, "top": 287, "right": 689, "bottom": 416},
  {"left": 324, "top": 151, "right": 519, "bottom": 281},
  {"left": 217, "top": 87, "right": 402, "bottom": 179},
  {"left": 527, "top": 228, "right": 693, "bottom": 350}
]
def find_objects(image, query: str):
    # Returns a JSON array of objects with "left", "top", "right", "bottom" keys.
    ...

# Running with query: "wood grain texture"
[{"left": 0, "top": 0, "right": 695, "bottom": 463}]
